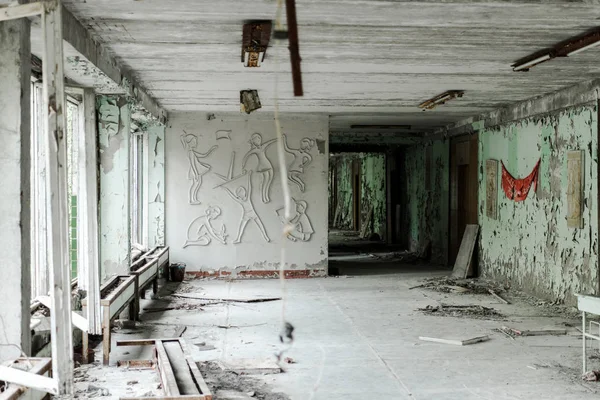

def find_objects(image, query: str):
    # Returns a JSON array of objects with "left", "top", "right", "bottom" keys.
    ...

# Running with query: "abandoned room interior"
[{"left": 6, "top": 0, "right": 600, "bottom": 399}]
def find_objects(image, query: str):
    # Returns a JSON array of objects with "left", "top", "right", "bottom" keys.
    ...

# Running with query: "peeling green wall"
[
  {"left": 361, "top": 153, "right": 386, "bottom": 238},
  {"left": 479, "top": 104, "right": 598, "bottom": 304},
  {"left": 330, "top": 155, "right": 354, "bottom": 230},
  {"left": 404, "top": 140, "right": 449, "bottom": 263},
  {"left": 330, "top": 153, "right": 386, "bottom": 238}
]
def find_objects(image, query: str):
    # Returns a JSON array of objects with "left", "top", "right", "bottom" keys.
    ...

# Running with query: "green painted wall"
[
  {"left": 478, "top": 104, "right": 598, "bottom": 304},
  {"left": 330, "top": 153, "right": 386, "bottom": 238},
  {"left": 361, "top": 153, "right": 386, "bottom": 238},
  {"left": 404, "top": 140, "right": 449, "bottom": 263}
]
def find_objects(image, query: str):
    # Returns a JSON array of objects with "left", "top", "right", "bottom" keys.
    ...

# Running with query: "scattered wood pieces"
[
  {"left": 117, "top": 360, "right": 155, "bottom": 369},
  {"left": 216, "top": 323, "right": 267, "bottom": 329},
  {"left": 500, "top": 326, "right": 567, "bottom": 337},
  {"left": 172, "top": 293, "right": 281, "bottom": 303},
  {"left": 419, "top": 335, "right": 490, "bottom": 346},
  {"left": 452, "top": 224, "right": 479, "bottom": 279},
  {"left": 488, "top": 289, "right": 510, "bottom": 304}
]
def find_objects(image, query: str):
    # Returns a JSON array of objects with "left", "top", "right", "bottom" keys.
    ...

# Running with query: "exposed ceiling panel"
[{"left": 61, "top": 0, "right": 600, "bottom": 132}]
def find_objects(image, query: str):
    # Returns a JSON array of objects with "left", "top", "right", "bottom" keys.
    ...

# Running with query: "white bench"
[{"left": 576, "top": 294, "right": 600, "bottom": 373}]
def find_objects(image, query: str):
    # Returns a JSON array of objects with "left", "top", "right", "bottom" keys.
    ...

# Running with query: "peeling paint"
[
  {"left": 147, "top": 123, "right": 165, "bottom": 247},
  {"left": 98, "top": 96, "right": 131, "bottom": 281},
  {"left": 329, "top": 153, "right": 386, "bottom": 238},
  {"left": 404, "top": 140, "right": 449, "bottom": 263},
  {"left": 478, "top": 104, "right": 598, "bottom": 304}
]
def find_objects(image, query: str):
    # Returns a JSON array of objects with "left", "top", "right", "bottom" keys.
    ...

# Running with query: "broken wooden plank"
[
  {"left": 117, "top": 338, "right": 180, "bottom": 347},
  {"left": 419, "top": 335, "right": 490, "bottom": 346},
  {"left": 509, "top": 328, "right": 567, "bottom": 337},
  {"left": 488, "top": 289, "right": 510, "bottom": 304},
  {"left": 172, "top": 294, "right": 281, "bottom": 303},
  {"left": 452, "top": 224, "right": 479, "bottom": 279},
  {"left": 156, "top": 341, "right": 180, "bottom": 396},
  {"left": 163, "top": 341, "right": 200, "bottom": 395},
  {"left": 179, "top": 340, "right": 212, "bottom": 396}
]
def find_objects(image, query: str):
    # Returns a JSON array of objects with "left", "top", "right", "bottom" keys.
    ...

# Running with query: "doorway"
[{"left": 449, "top": 135, "right": 479, "bottom": 268}]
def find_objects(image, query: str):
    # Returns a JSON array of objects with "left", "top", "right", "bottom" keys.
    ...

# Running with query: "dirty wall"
[
  {"left": 329, "top": 153, "right": 386, "bottom": 239},
  {"left": 404, "top": 141, "right": 449, "bottom": 263},
  {"left": 166, "top": 113, "right": 329, "bottom": 277},
  {"left": 478, "top": 104, "right": 598, "bottom": 304}
]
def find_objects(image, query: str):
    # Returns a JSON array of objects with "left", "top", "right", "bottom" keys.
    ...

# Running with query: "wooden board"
[
  {"left": 485, "top": 159, "right": 498, "bottom": 220},
  {"left": 163, "top": 342, "right": 200, "bottom": 395},
  {"left": 172, "top": 294, "right": 281, "bottom": 303},
  {"left": 452, "top": 224, "right": 479, "bottom": 278},
  {"left": 567, "top": 150, "right": 584, "bottom": 229},
  {"left": 419, "top": 335, "right": 489, "bottom": 346}
]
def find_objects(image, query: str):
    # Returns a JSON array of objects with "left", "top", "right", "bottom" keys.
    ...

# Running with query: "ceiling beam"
[{"left": 59, "top": 4, "right": 167, "bottom": 123}]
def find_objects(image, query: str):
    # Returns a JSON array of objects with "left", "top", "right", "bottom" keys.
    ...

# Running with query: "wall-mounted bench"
[
  {"left": 144, "top": 246, "right": 170, "bottom": 277},
  {"left": 82, "top": 274, "right": 137, "bottom": 365},
  {"left": 129, "top": 257, "right": 159, "bottom": 319}
]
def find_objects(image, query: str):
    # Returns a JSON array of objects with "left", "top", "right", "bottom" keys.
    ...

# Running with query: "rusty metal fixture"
[
  {"left": 242, "top": 20, "right": 272, "bottom": 67},
  {"left": 418, "top": 90, "right": 464, "bottom": 111},
  {"left": 285, "top": 0, "right": 303, "bottom": 96},
  {"left": 240, "top": 90, "right": 262, "bottom": 114}
]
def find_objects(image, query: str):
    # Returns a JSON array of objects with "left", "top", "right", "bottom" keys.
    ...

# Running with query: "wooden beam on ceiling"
[{"left": 58, "top": 3, "right": 168, "bottom": 123}]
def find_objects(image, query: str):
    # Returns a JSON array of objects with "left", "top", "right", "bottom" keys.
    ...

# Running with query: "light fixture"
[
  {"left": 418, "top": 90, "right": 464, "bottom": 111},
  {"left": 512, "top": 29, "right": 600, "bottom": 72},
  {"left": 562, "top": 31, "right": 600, "bottom": 56},
  {"left": 512, "top": 54, "right": 552, "bottom": 72},
  {"left": 240, "top": 90, "right": 261, "bottom": 114},
  {"left": 242, "top": 21, "right": 272, "bottom": 68}
]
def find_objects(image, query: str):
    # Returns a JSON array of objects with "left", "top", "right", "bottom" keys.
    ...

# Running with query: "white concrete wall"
[
  {"left": 98, "top": 96, "right": 131, "bottom": 280},
  {"left": 147, "top": 123, "right": 165, "bottom": 247},
  {"left": 166, "top": 113, "right": 329, "bottom": 277},
  {"left": 0, "top": 18, "right": 31, "bottom": 361}
]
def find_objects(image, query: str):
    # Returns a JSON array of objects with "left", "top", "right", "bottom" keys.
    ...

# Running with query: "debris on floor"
[
  {"left": 498, "top": 326, "right": 567, "bottom": 337},
  {"left": 583, "top": 371, "right": 600, "bottom": 381},
  {"left": 409, "top": 276, "right": 507, "bottom": 297},
  {"left": 419, "top": 335, "right": 490, "bottom": 346},
  {"left": 417, "top": 304, "right": 505, "bottom": 320},
  {"left": 172, "top": 293, "right": 282, "bottom": 303},
  {"left": 200, "top": 361, "right": 289, "bottom": 400},
  {"left": 216, "top": 359, "right": 283, "bottom": 375}
]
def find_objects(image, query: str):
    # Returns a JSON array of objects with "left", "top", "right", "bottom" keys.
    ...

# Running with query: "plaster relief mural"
[
  {"left": 283, "top": 134, "right": 315, "bottom": 192},
  {"left": 183, "top": 206, "right": 228, "bottom": 247},
  {"left": 242, "top": 133, "right": 277, "bottom": 203},
  {"left": 181, "top": 132, "right": 218, "bottom": 205},
  {"left": 216, "top": 130, "right": 232, "bottom": 140},
  {"left": 220, "top": 170, "right": 270, "bottom": 244},
  {"left": 277, "top": 199, "right": 314, "bottom": 242}
]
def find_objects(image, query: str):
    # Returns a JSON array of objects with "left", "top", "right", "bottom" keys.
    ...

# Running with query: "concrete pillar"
[
  {"left": 97, "top": 96, "right": 131, "bottom": 281},
  {"left": 0, "top": 18, "right": 32, "bottom": 361},
  {"left": 147, "top": 123, "right": 165, "bottom": 247}
]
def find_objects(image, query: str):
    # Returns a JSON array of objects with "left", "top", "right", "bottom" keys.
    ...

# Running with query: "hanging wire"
[{"left": 273, "top": 0, "right": 295, "bottom": 364}]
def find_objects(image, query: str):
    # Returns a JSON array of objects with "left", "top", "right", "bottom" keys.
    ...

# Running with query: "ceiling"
[{"left": 57, "top": 0, "right": 600, "bottom": 133}]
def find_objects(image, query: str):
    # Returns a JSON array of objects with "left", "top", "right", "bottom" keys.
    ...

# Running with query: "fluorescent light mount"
[
  {"left": 242, "top": 20, "right": 272, "bottom": 67},
  {"left": 418, "top": 90, "right": 464, "bottom": 111},
  {"left": 240, "top": 90, "right": 262, "bottom": 114},
  {"left": 350, "top": 125, "right": 412, "bottom": 130},
  {"left": 512, "top": 29, "right": 600, "bottom": 72}
]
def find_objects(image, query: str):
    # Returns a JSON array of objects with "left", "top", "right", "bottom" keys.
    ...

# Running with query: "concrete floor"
[{"left": 82, "top": 255, "right": 600, "bottom": 400}]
